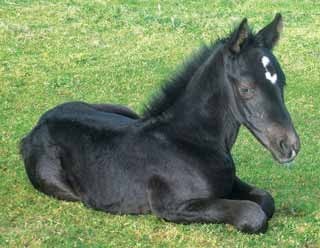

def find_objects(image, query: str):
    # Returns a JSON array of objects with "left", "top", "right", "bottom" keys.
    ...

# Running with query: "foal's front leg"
[
  {"left": 147, "top": 176, "right": 268, "bottom": 234},
  {"left": 230, "top": 177, "right": 275, "bottom": 219}
]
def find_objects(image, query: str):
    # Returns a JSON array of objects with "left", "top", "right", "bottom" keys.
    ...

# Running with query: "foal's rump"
[{"left": 20, "top": 101, "right": 138, "bottom": 202}]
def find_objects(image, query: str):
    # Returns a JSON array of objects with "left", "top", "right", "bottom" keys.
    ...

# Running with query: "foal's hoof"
[
  {"left": 239, "top": 217, "right": 268, "bottom": 234},
  {"left": 237, "top": 203, "right": 268, "bottom": 234},
  {"left": 250, "top": 188, "right": 275, "bottom": 219}
]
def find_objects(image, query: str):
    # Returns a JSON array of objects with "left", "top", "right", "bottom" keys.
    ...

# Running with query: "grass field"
[{"left": 1, "top": 1, "right": 320, "bottom": 247}]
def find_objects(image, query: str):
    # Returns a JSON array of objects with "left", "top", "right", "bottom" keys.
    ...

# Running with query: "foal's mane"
[{"left": 142, "top": 40, "right": 222, "bottom": 119}]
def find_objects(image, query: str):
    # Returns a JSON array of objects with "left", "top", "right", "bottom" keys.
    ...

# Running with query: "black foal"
[{"left": 21, "top": 14, "right": 299, "bottom": 233}]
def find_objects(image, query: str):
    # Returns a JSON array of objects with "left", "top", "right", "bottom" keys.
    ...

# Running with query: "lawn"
[{"left": 0, "top": 0, "right": 319, "bottom": 247}]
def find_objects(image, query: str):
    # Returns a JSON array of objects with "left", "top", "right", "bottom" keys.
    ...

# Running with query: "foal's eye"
[
  {"left": 239, "top": 86, "right": 255, "bottom": 98},
  {"left": 240, "top": 88, "right": 253, "bottom": 94}
]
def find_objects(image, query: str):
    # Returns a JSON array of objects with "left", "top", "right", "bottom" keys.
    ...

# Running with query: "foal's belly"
[
  {"left": 78, "top": 163, "right": 152, "bottom": 214},
  {"left": 75, "top": 141, "right": 235, "bottom": 214}
]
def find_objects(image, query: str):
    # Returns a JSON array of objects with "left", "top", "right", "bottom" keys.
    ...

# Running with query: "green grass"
[{"left": 1, "top": 0, "right": 320, "bottom": 247}]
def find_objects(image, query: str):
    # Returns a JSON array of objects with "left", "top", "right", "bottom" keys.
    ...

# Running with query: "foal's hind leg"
[
  {"left": 147, "top": 176, "right": 268, "bottom": 234},
  {"left": 36, "top": 155, "right": 80, "bottom": 201},
  {"left": 230, "top": 177, "right": 275, "bottom": 219},
  {"left": 22, "top": 125, "right": 79, "bottom": 201}
]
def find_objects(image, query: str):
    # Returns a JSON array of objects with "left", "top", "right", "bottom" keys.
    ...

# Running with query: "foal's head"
[{"left": 223, "top": 14, "right": 300, "bottom": 164}]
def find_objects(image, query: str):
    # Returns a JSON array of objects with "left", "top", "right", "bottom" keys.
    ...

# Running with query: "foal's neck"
[{"left": 153, "top": 49, "right": 241, "bottom": 153}]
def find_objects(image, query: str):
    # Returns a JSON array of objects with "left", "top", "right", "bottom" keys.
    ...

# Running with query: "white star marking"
[{"left": 261, "top": 56, "right": 277, "bottom": 84}]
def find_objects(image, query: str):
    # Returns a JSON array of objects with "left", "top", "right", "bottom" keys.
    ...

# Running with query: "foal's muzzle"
[{"left": 276, "top": 131, "right": 300, "bottom": 164}]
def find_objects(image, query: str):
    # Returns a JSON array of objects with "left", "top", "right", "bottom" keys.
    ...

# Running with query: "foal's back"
[{"left": 38, "top": 101, "right": 136, "bottom": 129}]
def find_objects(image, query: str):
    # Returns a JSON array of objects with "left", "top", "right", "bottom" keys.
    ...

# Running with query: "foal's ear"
[
  {"left": 256, "top": 13, "right": 283, "bottom": 49},
  {"left": 228, "top": 18, "right": 249, "bottom": 54}
]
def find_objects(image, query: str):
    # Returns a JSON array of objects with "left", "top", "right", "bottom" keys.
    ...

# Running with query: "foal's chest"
[
  {"left": 201, "top": 155, "right": 236, "bottom": 198},
  {"left": 170, "top": 152, "right": 236, "bottom": 199}
]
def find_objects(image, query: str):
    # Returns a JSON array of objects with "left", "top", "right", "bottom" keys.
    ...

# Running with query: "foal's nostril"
[{"left": 279, "top": 140, "right": 289, "bottom": 153}]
